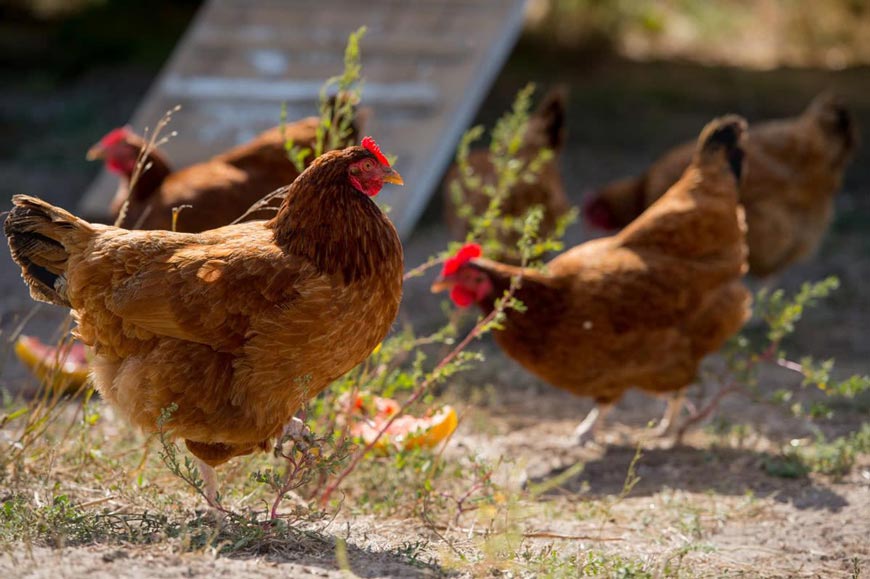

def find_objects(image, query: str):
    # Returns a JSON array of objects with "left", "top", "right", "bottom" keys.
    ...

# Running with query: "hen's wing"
[{"left": 68, "top": 222, "right": 319, "bottom": 352}]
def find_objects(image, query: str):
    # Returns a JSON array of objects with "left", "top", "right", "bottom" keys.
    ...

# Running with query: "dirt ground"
[{"left": 2, "top": 19, "right": 870, "bottom": 579}]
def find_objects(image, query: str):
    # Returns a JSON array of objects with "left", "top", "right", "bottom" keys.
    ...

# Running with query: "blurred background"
[{"left": 1, "top": 0, "right": 869, "bottom": 390}]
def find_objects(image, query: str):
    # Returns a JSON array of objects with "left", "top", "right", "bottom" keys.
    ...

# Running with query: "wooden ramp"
[{"left": 79, "top": 0, "right": 527, "bottom": 238}]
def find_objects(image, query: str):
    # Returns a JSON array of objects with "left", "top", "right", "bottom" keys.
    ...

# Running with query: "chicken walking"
[
  {"left": 433, "top": 117, "right": 751, "bottom": 443},
  {"left": 5, "top": 138, "right": 404, "bottom": 505}
]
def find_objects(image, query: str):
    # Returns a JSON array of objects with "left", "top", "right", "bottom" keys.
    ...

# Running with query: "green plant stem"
[{"left": 403, "top": 256, "right": 446, "bottom": 281}]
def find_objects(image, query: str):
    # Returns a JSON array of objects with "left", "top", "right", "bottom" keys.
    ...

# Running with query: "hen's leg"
[
  {"left": 573, "top": 402, "right": 613, "bottom": 445},
  {"left": 651, "top": 390, "right": 685, "bottom": 438},
  {"left": 196, "top": 459, "right": 219, "bottom": 508}
]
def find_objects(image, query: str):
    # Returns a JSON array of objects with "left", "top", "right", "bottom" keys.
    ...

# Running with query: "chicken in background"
[
  {"left": 5, "top": 138, "right": 404, "bottom": 504},
  {"left": 584, "top": 93, "right": 858, "bottom": 277},
  {"left": 88, "top": 98, "right": 367, "bottom": 232},
  {"left": 443, "top": 88, "right": 571, "bottom": 260},
  {"left": 433, "top": 117, "right": 751, "bottom": 443}
]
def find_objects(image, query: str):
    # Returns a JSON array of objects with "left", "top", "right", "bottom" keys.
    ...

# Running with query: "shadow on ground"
[{"left": 532, "top": 444, "right": 849, "bottom": 512}]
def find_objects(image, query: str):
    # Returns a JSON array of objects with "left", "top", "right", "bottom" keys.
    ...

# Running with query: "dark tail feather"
[
  {"left": 4, "top": 195, "right": 92, "bottom": 307},
  {"left": 534, "top": 86, "right": 568, "bottom": 150},
  {"left": 695, "top": 115, "right": 748, "bottom": 184},
  {"left": 806, "top": 92, "right": 859, "bottom": 166}
]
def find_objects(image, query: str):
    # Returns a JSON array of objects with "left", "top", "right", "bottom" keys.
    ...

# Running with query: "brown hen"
[
  {"left": 584, "top": 93, "right": 858, "bottom": 277},
  {"left": 443, "top": 88, "right": 571, "bottom": 260},
  {"left": 89, "top": 101, "right": 365, "bottom": 232},
  {"left": 433, "top": 117, "right": 751, "bottom": 442},
  {"left": 5, "top": 139, "right": 403, "bottom": 502}
]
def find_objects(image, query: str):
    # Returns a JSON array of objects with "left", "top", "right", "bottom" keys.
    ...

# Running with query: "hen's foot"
[
  {"left": 572, "top": 403, "right": 613, "bottom": 446},
  {"left": 650, "top": 390, "right": 686, "bottom": 439}
]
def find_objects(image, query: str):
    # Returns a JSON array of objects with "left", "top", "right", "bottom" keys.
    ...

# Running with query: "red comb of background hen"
[
  {"left": 442, "top": 243, "right": 482, "bottom": 276},
  {"left": 361, "top": 136, "right": 390, "bottom": 166},
  {"left": 100, "top": 126, "right": 131, "bottom": 147}
]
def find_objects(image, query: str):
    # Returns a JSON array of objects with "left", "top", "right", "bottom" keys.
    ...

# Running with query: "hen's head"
[
  {"left": 272, "top": 136, "right": 405, "bottom": 281},
  {"left": 87, "top": 126, "right": 142, "bottom": 177},
  {"left": 430, "top": 243, "right": 494, "bottom": 307},
  {"left": 345, "top": 137, "right": 404, "bottom": 197}
]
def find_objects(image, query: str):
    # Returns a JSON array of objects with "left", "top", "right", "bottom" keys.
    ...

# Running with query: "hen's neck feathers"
[
  {"left": 472, "top": 259, "right": 562, "bottom": 313},
  {"left": 269, "top": 149, "right": 402, "bottom": 284}
]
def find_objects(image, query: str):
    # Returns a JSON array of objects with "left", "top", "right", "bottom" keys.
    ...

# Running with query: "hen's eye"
[{"left": 362, "top": 160, "right": 374, "bottom": 171}]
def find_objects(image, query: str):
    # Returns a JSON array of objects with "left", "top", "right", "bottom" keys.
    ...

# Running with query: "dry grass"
[{"left": 1, "top": 370, "right": 868, "bottom": 578}]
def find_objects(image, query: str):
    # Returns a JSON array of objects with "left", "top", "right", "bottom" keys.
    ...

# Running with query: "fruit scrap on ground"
[
  {"left": 14, "top": 335, "right": 90, "bottom": 392},
  {"left": 339, "top": 391, "right": 458, "bottom": 453}
]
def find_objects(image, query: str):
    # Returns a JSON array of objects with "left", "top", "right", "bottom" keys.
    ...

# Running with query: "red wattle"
[
  {"left": 349, "top": 175, "right": 382, "bottom": 197},
  {"left": 450, "top": 285, "right": 476, "bottom": 308},
  {"left": 107, "top": 157, "right": 136, "bottom": 177}
]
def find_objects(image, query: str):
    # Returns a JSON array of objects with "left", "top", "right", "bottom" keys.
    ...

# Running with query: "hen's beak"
[
  {"left": 86, "top": 145, "right": 105, "bottom": 161},
  {"left": 382, "top": 167, "right": 404, "bottom": 186},
  {"left": 430, "top": 278, "right": 452, "bottom": 293}
]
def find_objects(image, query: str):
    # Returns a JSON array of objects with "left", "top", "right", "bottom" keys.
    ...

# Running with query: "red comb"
[
  {"left": 361, "top": 136, "right": 390, "bottom": 166},
  {"left": 100, "top": 126, "right": 131, "bottom": 147},
  {"left": 442, "top": 243, "right": 482, "bottom": 276}
]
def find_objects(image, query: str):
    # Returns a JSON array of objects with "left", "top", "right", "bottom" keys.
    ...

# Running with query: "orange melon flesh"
[
  {"left": 14, "top": 335, "right": 89, "bottom": 392},
  {"left": 342, "top": 393, "right": 458, "bottom": 452}
]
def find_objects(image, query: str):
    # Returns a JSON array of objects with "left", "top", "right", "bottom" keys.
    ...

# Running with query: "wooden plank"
[{"left": 79, "top": 0, "right": 527, "bottom": 238}]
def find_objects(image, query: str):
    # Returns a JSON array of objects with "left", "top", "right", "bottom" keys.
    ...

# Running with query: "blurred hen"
[
  {"left": 433, "top": 117, "right": 751, "bottom": 442},
  {"left": 443, "top": 88, "right": 571, "bottom": 261},
  {"left": 89, "top": 98, "right": 365, "bottom": 232},
  {"left": 585, "top": 93, "right": 858, "bottom": 277}
]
